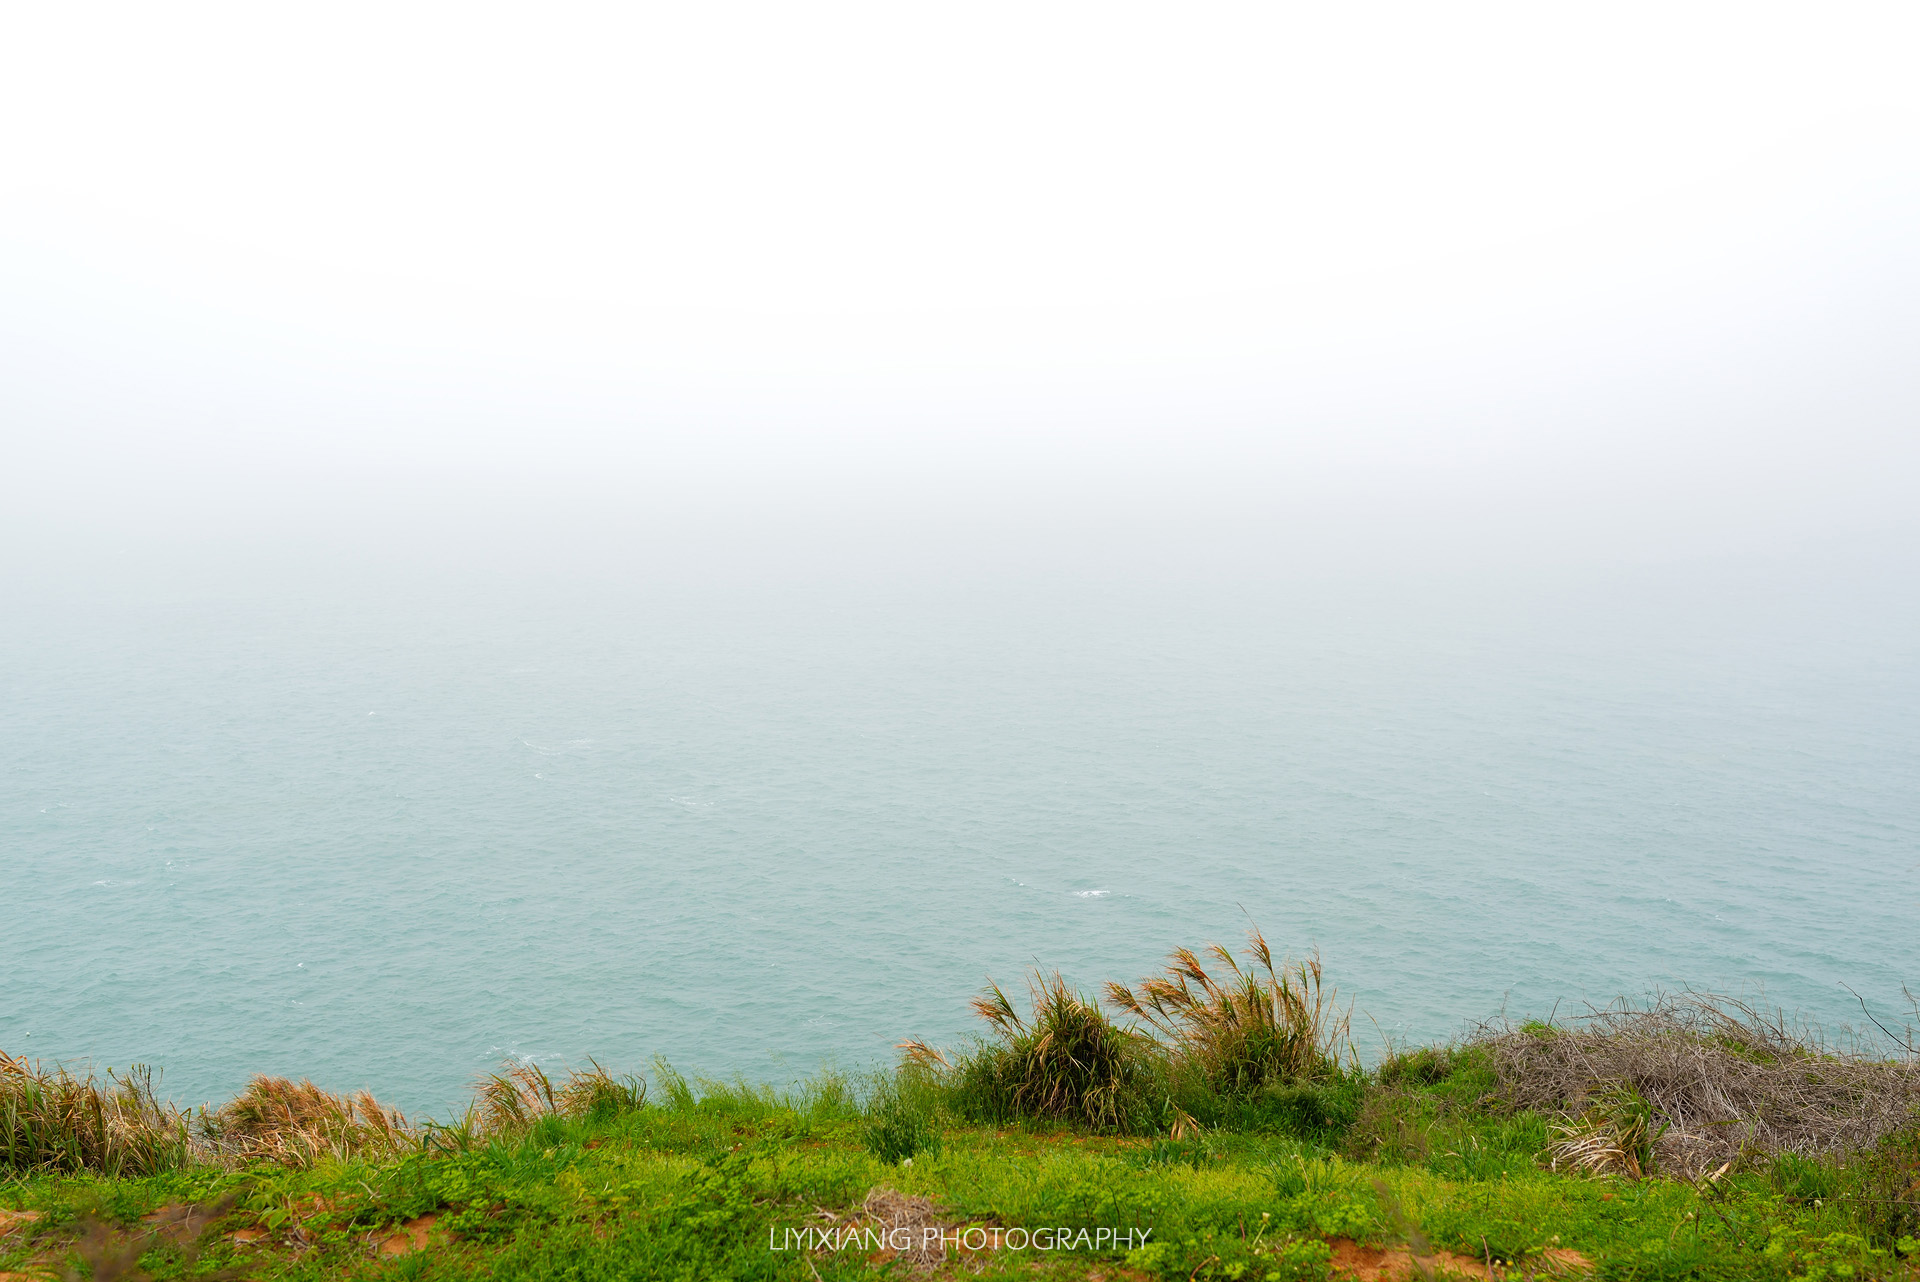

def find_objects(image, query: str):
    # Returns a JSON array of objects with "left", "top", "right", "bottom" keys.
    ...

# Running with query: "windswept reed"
[
  {"left": 477, "top": 1060, "right": 645, "bottom": 1135},
  {"left": 1105, "top": 928, "right": 1350, "bottom": 1095},
  {"left": 1, "top": 1049, "right": 189, "bottom": 1177},
  {"left": 198, "top": 1076, "right": 412, "bottom": 1167}
]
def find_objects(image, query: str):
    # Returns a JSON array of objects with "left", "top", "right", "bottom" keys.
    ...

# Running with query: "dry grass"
[
  {"left": 1, "top": 1049, "right": 190, "bottom": 1177},
  {"left": 1477, "top": 992, "right": 1920, "bottom": 1178},
  {"left": 1105, "top": 928, "right": 1351, "bottom": 1095},
  {"left": 198, "top": 1076, "right": 412, "bottom": 1167},
  {"left": 6, "top": 1049, "right": 649, "bottom": 1174},
  {"left": 854, "top": 1186, "right": 950, "bottom": 1273},
  {"left": 897, "top": 1040, "right": 950, "bottom": 1071}
]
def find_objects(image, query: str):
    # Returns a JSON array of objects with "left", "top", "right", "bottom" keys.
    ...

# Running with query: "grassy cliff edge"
[{"left": 4, "top": 932, "right": 1917, "bottom": 1281}]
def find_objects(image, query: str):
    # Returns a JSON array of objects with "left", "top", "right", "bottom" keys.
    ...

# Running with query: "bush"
[
  {"left": 1546, "top": 1082, "right": 1665, "bottom": 1179},
  {"left": 1252, "top": 1076, "right": 1367, "bottom": 1141},
  {"left": 561, "top": 1061, "right": 647, "bottom": 1124},
  {"left": 920, "top": 970, "right": 1162, "bottom": 1133},
  {"left": 1377, "top": 1046, "right": 1454, "bottom": 1088}
]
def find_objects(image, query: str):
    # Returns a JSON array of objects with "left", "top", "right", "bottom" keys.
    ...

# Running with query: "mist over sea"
[{"left": 5, "top": 538, "right": 1915, "bottom": 1119}]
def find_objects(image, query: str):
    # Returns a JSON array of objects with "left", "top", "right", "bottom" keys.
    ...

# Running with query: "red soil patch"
[
  {"left": 1328, "top": 1237, "right": 1593, "bottom": 1280},
  {"left": 0, "top": 1211, "right": 50, "bottom": 1282},
  {"left": 377, "top": 1214, "right": 447, "bottom": 1256}
]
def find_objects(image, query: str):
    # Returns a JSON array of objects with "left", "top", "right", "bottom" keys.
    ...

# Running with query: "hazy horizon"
[{"left": 3, "top": 4, "right": 1918, "bottom": 1107}]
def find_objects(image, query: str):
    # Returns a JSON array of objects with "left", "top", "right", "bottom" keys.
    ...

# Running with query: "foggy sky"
[{"left": 3, "top": 3, "right": 1918, "bottom": 590}]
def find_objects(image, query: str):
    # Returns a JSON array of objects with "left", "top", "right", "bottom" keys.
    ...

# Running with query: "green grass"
[
  {"left": 0, "top": 1067, "right": 1912, "bottom": 1274},
  {"left": 3, "top": 1055, "right": 1915, "bottom": 1280},
  {"left": 5, "top": 937, "right": 1917, "bottom": 1280}
]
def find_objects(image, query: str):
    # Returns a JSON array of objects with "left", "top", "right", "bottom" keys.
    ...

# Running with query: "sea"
[{"left": 4, "top": 544, "right": 1916, "bottom": 1119}]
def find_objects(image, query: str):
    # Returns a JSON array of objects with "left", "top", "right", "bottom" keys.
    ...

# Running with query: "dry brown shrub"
[
  {"left": 199, "top": 1076, "right": 411, "bottom": 1167},
  {"left": 1476, "top": 992, "right": 1920, "bottom": 1178}
]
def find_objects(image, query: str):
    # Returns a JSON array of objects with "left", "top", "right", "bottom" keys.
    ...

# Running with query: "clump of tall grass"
[
  {"left": 862, "top": 1070, "right": 942, "bottom": 1165},
  {"left": 1105, "top": 928, "right": 1351, "bottom": 1097},
  {"left": 198, "top": 1076, "right": 412, "bottom": 1167},
  {"left": 905, "top": 970, "right": 1160, "bottom": 1133},
  {"left": 475, "top": 1059, "right": 646, "bottom": 1135},
  {"left": 1, "top": 1049, "right": 190, "bottom": 1176},
  {"left": 1545, "top": 1082, "right": 1664, "bottom": 1179}
]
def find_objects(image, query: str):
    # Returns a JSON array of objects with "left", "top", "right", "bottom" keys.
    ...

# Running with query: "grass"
[
  {"left": 1, "top": 1051, "right": 190, "bottom": 1179},
  {"left": 2, "top": 935, "right": 1917, "bottom": 1280},
  {"left": 1105, "top": 929, "right": 1351, "bottom": 1098},
  {"left": 910, "top": 969, "right": 1164, "bottom": 1134},
  {"left": 198, "top": 1078, "right": 413, "bottom": 1169}
]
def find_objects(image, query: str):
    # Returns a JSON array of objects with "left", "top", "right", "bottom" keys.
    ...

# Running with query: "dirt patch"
[
  {"left": 0, "top": 1210, "right": 39, "bottom": 1239},
  {"left": 1330, "top": 1237, "right": 1485, "bottom": 1280},
  {"left": 1328, "top": 1237, "right": 1592, "bottom": 1280},
  {"left": 376, "top": 1214, "right": 447, "bottom": 1256}
]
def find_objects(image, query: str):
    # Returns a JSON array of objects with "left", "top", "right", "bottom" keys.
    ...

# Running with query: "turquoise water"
[{"left": 4, "top": 557, "right": 1916, "bottom": 1118}]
